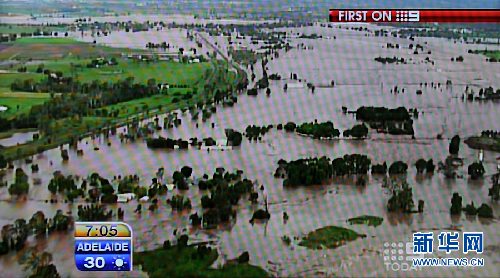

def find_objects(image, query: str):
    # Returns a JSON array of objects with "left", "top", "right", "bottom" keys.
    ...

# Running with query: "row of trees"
[
  {"left": 274, "top": 155, "right": 372, "bottom": 186},
  {"left": 481, "top": 130, "right": 500, "bottom": 138},
  {"left": 450, "top": 192, "right": 493, "bottom": 218},
  {"left": 343, "top": 124, "right": 369, "bottom": 139},
  {"left": 374, "top": 56, "right": 406, "bottom": 64},
  {"left": 244, "top": 125, "right": 273, "bottom": 139},
  {"left": 275, "top": 121, "right": 369, "bottom": 139},
  {"left": 415, "top": 159, "right": 437, "bottom": 173},
  {"left": 2, "top": 75, "right": 203, "bottom": 133},
  {"left": 7, "top": 31, "right": 69, "bottom": 38},
  {"left": 295, "top": 121, "right": 341, "bottom": 139},
  {"left": 0, "top": 210, "right": 72, "bottom": 258},
  {"left": 356, "top": 106, "right": 412, "bottom": 122},
  {"left": 273, "top": 155, "right": 444, "bottom": 185},
  {"left": 146, "top": 136, "right": 227, "bottom": 149}
]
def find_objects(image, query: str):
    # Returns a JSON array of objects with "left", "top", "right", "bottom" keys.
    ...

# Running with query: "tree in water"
[
  {"left": 468, "top": 162, "right": 485, "bottom": 180},
  {"left": 449, "top": 135, "right": 461, "bottom": 155},
  {"left": 386, "top": 179, "right": 417, "bottom": 213},
  {"left": 21, "top": 247, "right": 60, "bottom": 278},
  {"left": 181, "top": 166, "right": 193, "bottom": 178},
  {"left": 249, "top": 197, "right": 270, "bottom": 223},
  {"left": 488, "top": 174, "right": 500, "bottom": 201},
  {"left": 450, "top": 192, "right": 463, "bottom": 215},
  {"left": 415, "top": 159, "right": 427, "bottom": 173}
]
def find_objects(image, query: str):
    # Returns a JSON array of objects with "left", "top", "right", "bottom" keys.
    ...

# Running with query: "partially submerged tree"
[
  {"left": 449, "top": 135, "right": 461, "bottom": 155},
  {"left": 387, "top": 179, "right": 417, "bottom": 213},
  {"left": 468, "top": 162, "right": 485, "bottom": 180},
  {"left": 450, "top": 192, "right": 463, "bottom": 215}
]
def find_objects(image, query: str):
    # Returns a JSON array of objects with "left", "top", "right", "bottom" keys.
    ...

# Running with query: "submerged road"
[{"left": 194, "top": 31, "right": 253, "bottom": 88}]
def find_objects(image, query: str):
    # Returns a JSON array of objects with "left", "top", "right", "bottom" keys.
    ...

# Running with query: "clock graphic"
[{"left": 112, "top": 256, "right": 129, "bottom": 270}]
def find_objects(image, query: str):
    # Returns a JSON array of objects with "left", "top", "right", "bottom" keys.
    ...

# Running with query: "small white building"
[{"left": 117, "top": 193, "right": 136, "bottom": 203}]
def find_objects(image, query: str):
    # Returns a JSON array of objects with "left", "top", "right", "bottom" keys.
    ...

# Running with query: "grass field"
[
  {"left": 64, "top": 59, "right": 210, "bottom": 84},
  {"left": 0, "top": 39, "right": 147, "bottom": 60},
  {"left": 470, "top": 50, "right": 500, "bottom": 60},
  {"left": 0, "top": 25, "right": 69, "bottom": 35},
  {"left": 12, "top": 37, "right": 86, "bottom": 44},
  {"left": 298, "top": 226, "right": 365, "bottom": 250},
  {"left": 0, "top": 72, "right": 40, "bottom": 87},
  {"left": 0, "top": 92, "right": 51, "bottom": 118},
  {"left": 0, "top": 58, "right": 243, "bottom": 160},
  {"left": 1, "top": 58, "right": 211, "bottom": 88},
  {"left": 106, "top": 89, "right": 191, "bottom": 117},
  {"left": 134, "top": 245, "right": 270, "bottom": 278}
]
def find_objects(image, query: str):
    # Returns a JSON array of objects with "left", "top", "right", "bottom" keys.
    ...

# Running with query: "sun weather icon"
[{"left": 112, "top": 256, "right": 128, "bottom": 270}]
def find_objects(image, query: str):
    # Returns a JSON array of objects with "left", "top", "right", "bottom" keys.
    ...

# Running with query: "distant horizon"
[{"left": 1, "top": 0, "right": 499, "bottom": 12}]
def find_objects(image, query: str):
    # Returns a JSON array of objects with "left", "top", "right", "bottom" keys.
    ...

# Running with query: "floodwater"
[
  {"left": 1, "top": 24, "right": 500, "bottom": 277},
  {"left": 0, "top": 132, "right": 38, "bottom": 147}
]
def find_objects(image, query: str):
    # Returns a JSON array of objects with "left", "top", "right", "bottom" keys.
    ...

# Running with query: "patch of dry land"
[
  {"left": 298, "top": 226, "right": 366, "bottom": 250},
  {"left": 0, "top": 37, "right": 145, "bottom": 60}
]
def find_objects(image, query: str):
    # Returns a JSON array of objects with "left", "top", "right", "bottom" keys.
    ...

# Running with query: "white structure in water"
[
  {"left": 200, "top": 139, "right": 232, "bottom": 151},
  {"left": 287, "top": 83, "right": 304, "bottom": 88},
  {"left": 117, "top": 193, "right": 136, "bottom": 203}
]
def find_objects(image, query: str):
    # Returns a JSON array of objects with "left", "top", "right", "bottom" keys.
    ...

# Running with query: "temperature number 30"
[{"left": 83, "top": 257, "right": 105, "bottom": 269}]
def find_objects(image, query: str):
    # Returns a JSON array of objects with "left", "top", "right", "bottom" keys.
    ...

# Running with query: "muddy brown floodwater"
[{"left": 1, "top": 24, "right": 500, "bottom": 277}]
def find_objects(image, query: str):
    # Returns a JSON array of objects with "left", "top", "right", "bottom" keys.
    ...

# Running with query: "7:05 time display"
[
  {"left": 86, "top": 225, "right": 118, "bottom": 237},
  {"left": 75, "top": 222, "right": 132, "bottom": 238}
]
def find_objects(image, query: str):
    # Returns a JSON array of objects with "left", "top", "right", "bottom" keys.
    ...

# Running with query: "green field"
[
  {"left": 12, "top": 37, "right": 85, "bottom": 44},
  {"left": 0, "top": 73, "right": 40, "bottom": 87},
  {"left": 134, "top": 245, "right": 270, "bottom": 278},
  {"left": 470, "top": 50, "right": 500, "bottom": 60},
  {"left": 0, "top": 92, "right": 51, "bottom": 118},
  {"left": 0, "top": 59, "right": 244, "bottom": 160},
  {"left": 2, "top": 58, "right": 210, "bottom": 86},
  {"left": 105, "top": 89, "right": 191, "bottom": 117},
  {"left": 0, "top": 25, "right": 69, "bottom": 35},
  {"left": 298, "top": 226, "right": 366, "bottom": 250},
  {"left": 0, "top": 39, "right": 148, "bottom": 60}
]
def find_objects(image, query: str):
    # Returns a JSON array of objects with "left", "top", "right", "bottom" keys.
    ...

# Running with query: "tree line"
[{"left": 2, "top": 67, "right": 246, "bottom": 137}]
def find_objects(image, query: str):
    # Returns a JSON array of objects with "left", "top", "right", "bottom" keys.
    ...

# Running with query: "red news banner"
[{"left": 329, "top": 9, "right": 500, "bottom": 23}]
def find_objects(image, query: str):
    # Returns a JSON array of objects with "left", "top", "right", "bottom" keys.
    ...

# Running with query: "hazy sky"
[{"left": 3, "top": 0, "right": 500, "bottom": 9}]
